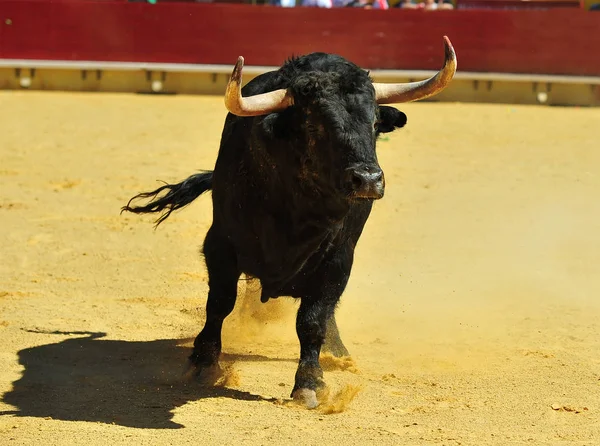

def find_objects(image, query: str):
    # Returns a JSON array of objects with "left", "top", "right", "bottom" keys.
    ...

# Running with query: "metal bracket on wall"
[
  {"left": 81, "top": 70, "right": 102, "bottom": 81},
  {"left": 532, "top": 82, "right": 552, "bottom": 93},
  {"left": 145, "top": 70, "right": 167, "bottom": 92},
  {"left": 471, "top": 80, "right": 492, "bottom": 92},
  {"left": 15, "top": 67, "right": 36, "bottom": 88},
  {"left": 533, "top": 82, "right": 552, "bottom": 104}
]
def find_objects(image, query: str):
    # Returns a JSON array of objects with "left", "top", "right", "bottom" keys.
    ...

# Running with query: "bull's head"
[{"left": 223, "top": 37, "right": 456, "bottom": 202}]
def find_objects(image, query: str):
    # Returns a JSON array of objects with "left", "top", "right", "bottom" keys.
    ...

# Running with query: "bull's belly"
[
  {"left": 237, "top": 249, "right": 327, "bottom": 300},
  {"left": 238, "top": 260, "right": 309, "bottom": 299}
]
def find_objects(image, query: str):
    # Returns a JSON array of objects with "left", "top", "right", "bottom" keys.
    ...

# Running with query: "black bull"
[{"left": 122, "top": 37, "right": 456, "bottom": 408}]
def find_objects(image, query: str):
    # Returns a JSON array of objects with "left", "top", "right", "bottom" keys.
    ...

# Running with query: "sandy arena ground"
[{"left": 1, "top": 91, "right": 600, "bottom": 445}]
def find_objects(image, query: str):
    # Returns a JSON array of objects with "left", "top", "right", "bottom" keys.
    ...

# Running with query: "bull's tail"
[{"left": 121, "top": 171, "right": 213, "bottom": 227}]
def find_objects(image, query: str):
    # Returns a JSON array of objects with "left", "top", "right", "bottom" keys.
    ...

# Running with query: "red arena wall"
[{"left": 1, "top": 0, "right": 600, "bottom": 76}]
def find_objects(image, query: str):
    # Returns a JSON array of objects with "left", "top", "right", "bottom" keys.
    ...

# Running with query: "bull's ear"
[{"left": 377, "top": 106, "right": 407, "bottom": 133}]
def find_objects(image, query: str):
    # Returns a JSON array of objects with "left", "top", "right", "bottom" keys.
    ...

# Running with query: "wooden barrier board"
[{"left": 1, "top": 1, "right": 600, "bottom": 76}]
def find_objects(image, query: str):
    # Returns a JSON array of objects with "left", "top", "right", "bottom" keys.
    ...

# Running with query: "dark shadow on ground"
[{"left": 0, "top": 331, "right": 281, "bottom": 429}]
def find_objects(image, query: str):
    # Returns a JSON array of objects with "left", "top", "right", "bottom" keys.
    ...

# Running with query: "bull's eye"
[{"left": 307, "top": 123, "right": 318, "bottom": 134}]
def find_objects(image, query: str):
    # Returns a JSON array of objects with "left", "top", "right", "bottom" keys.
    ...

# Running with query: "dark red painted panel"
[
  {"left": 456, "top": 0, "right": 582, "bottom": 9},
  {"left": 1, "top": 1, "right": 600, "bottom": 76}
]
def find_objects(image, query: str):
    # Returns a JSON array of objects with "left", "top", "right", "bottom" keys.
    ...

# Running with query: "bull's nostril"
[
  {"left": 351, "top": 173, "right": 363, "bottom": 190},
  {"left": 345, "top": 165, "right": 384, "bottom": 195}
]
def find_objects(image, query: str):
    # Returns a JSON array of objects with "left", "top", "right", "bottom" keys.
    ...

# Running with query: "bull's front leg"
[
  {"left": 291, "top": 244, "right": 353, "bottom": 408},
  {"left": 291, "top": 295, "right": 336, "bottom": 408}
]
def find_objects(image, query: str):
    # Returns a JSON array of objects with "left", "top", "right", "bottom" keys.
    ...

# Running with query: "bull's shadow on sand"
[{"left": 1, "top": 332, "right": 291, "bottom": 429}]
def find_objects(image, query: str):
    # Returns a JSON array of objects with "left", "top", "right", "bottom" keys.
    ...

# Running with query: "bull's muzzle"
[{"left": 345, "top": 164, "right": 385, "bottom": 200}]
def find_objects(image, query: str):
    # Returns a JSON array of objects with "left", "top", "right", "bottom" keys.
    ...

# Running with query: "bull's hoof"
[
  {"left": 182, "top": 361, "right": 222, "bottom": 385},
  {"left": 292, "top": 388, "right": 319, "bottom": 409}
]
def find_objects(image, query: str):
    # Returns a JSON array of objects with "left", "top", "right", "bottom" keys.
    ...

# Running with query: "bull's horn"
[
  {"left": 224, "top": 56, "right": 294, "bottom": 117},
  {"left": 373, "top": 36, "right": 457, "bottom": 104}
]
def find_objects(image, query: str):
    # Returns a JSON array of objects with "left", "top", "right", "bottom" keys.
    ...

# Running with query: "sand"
[{"left": 1, "top": 91, "right": 599, "bottom": 445}]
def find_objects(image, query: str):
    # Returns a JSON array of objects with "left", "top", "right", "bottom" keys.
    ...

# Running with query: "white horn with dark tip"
[
  {"left": 224, "top": 56, "right": 294, "bottom": 117},
  {"left": 373, "top": 36, "right": 457, "bottom": 104}
]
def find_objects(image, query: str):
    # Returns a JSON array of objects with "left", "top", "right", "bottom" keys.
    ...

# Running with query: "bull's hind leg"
[
  {"left": 188, "top": 225, "right": 240, "bottom": 381},
  {"left": 323, "top": 314, "right": 350, "bottom": 358}
]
